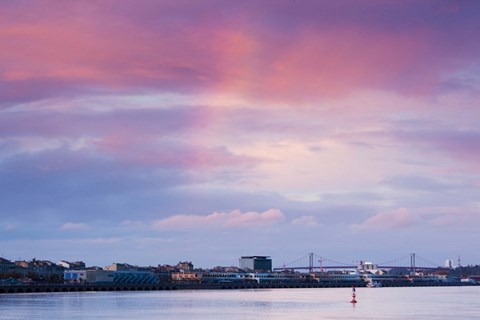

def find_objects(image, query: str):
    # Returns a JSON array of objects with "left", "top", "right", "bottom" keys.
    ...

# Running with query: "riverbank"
[{"left": 1, "top": 281, "right": 478, "bottom": 294}]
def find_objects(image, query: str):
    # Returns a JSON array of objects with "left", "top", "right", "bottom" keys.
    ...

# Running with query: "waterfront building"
[
  {"left": 362, "top": 272, "right": 410, "bottom": 286},
  {"left": 105, "top": 263, "right": 136, "bottom": 271},
  {"left": 357, "top": 261, "right": 379, "bottom": 271},
  {"left": 15, "top": 259, "right": 64, "bottom": 278},
  {"left": 406, "top": 274, "right": 446, "bottom": 283},
  {"left": 246, "top": 272, "right": 311, "bottom": 283},
  {"left": 176, "top": 261, "right": 194, "bottom": 272},
  {"left": 64, "top": 270, "right": 115, "bottom": 284},
  {"left": 172, "top": 271, "right": 202, "bottom": 282},
  {"left": 65, "top": 269, "right": 158, "bottom": 284},
  {"left": 201, "top": 272, "right": 249, "bottom": 283},
  {"left": 239, "top": 256, "right": 272, "bottom": 272},
  {"left": 0, "top": 258, "right": 18, "bottom": 275},
  {"left": 210, "top": 265, "right": 242, "bottom": 273},
  {"left": 113, "top": 271, "right": 158, "bottom": 284},
  {"left": 86, "top": 270, "right": 115, "bottom": 283},
  {"left": 64, "top": 270, "right": 88, "bottom": 283},
  {"left": 58, "top": 260, "right": 86, "bottom": 270},
  {"left": 199, "top": 271, "right": 311, "bottom": 284},
  {"left": 156, "top": 264, "right": 176, "bottom": 272},
  {"left": 312, "top": 271, "right": 363, "bottom": 283}
]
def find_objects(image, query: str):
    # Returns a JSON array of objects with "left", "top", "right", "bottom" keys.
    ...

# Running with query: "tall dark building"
[{"left": 239, "top": 256, "right": 272, "bottom": 272}]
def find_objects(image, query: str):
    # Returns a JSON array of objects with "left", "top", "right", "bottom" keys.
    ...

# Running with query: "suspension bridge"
[{"left": 273, "top": 253, "right": 445, "bottom": 272}]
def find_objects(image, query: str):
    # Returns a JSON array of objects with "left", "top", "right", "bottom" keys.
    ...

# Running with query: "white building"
[
  {"left": 445, "top": 259, "right": 453, "bottom": 269},
  {"left": 64, "top": 270, "right": 88, "bottom": 283},
  {"left": 58, "top": 260, "right": 86, "bottom": 269}
]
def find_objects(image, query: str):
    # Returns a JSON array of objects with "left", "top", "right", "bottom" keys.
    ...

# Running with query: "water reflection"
[{"left": 0, "top": 287, "right": 478, "bottom": 320}]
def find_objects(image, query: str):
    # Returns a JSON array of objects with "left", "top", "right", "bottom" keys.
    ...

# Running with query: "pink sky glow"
[{"left": 1, "top": 0, "right": 480, "bottom": 267}]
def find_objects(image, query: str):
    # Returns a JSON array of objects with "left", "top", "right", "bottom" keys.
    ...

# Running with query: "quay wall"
[{"left": 0, "top": 281, "right": 477, "bottom": 294}]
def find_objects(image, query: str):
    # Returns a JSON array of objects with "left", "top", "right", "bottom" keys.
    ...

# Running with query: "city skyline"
[
  {"left": 1, "top": 1, "right": 480, "bottom": 267},
  {"left": 0, "top": 251, "right": 470, "bottom": 272}
]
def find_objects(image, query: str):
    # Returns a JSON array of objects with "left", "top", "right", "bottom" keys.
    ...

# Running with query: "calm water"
[{"left": 0, "top": 287, "right": 479, "bottom": 319}]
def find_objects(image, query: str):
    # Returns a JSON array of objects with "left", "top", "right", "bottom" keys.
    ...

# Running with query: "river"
[{"left": 1, "top": 286, "right": 479, "bottom": 319}]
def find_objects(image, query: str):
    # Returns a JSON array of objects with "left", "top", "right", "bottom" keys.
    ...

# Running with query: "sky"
[{"left": 1, "top": 0, "right": 480, "bottom": 269}]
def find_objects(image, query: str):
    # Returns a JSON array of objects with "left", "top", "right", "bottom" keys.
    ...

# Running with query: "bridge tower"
[
  {"left": 308, "top": 253, "right": 314, "bottom": 273},
  {"left": 410, "top": 253, "right": 416, "bottom": 274}
]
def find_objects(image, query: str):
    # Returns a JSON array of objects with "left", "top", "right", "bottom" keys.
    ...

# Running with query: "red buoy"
[{"left": 350, "top": 285, "right": 357, "bottom": 303}]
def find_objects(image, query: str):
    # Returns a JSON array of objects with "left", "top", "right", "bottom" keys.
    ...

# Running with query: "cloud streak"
[
  {"left": 59, "top": 222, "right": 89, "bottom": 231},
  {"left": 153, "top": 209, "right": 285, "bottom": 229},
  {"left": 350, "top": 208, "right": 417, "bottom": 231}
]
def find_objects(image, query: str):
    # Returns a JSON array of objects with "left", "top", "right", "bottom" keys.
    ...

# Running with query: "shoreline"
[{"left": 1, "top": 281, "right": 478, "bottom": 294}]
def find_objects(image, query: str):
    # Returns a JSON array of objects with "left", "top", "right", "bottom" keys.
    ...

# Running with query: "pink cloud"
[
  {"left": 152, "top": 208, "right": 284, "bottom": 229},
  {"left": 235, "top": 29, "right": 428, "bottom": 101},
  {"left": 350, "top": 208, "right": 417, "bottom": 231},
  {"left": 1, "top": 1, "right": 479, "bottom": 107}
]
